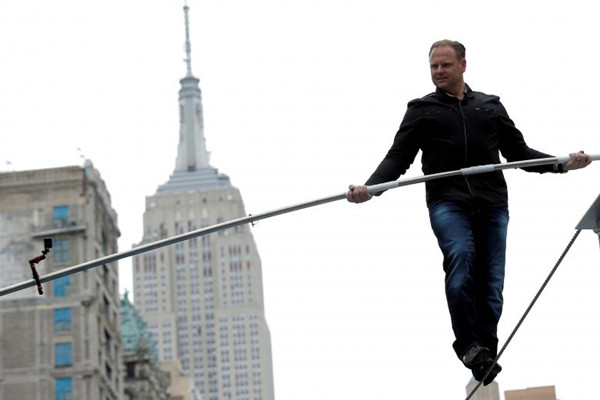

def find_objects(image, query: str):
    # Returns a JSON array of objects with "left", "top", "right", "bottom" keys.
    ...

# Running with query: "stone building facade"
[
  {"left": 0, "top": 162, "right": 122, "bottom": 400},
  {"left": 121, "top": 293, "right": 170, "bottom": 400}
]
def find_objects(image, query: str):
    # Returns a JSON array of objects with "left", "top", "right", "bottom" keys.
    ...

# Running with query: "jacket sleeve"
[
  {"left": 365, "top": 102, "right": 422, "bottom": 188},
  {"left": 495, "top": 100, "right": 555, "bottom": 173}
]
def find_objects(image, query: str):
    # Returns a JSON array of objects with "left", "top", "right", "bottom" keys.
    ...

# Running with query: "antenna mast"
[{"left": 183, "top": 2, "right": 193, "bottom": 77}]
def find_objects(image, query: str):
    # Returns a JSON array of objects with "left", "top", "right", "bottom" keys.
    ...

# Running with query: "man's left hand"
[{"left": 563, "top": 151, "right": 592, "bottom": 171}]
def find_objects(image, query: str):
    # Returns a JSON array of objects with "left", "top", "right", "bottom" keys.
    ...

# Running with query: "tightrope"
[{"left": 466, "top": 229, "right": 582, "bottom": 399}]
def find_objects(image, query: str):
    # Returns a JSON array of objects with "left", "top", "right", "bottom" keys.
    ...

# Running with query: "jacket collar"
[{"left": 435, "top": 84, "right": 474, "bottom": 101}]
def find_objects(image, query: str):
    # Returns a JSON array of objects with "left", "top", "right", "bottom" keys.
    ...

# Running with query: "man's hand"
[
  {"left": 563, "top": 151, "right": 592, "bottom": 171},
  {"left": 347, "top": 185, "right": 373, "bottom": 203}
]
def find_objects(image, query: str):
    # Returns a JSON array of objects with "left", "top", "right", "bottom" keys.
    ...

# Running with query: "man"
[{"left": 347, "top": 40, "right": 591, "bottom": 384}]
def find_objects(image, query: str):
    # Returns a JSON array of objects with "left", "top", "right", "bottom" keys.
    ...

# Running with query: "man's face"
[{"left": 429, "top": 45, "right": 466, "bottom": 94}]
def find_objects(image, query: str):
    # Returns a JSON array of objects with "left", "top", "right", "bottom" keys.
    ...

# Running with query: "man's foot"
[
  {"left": 462, "top": 344, "right": 502, "bottom": 386},
  {"left": 472, "top": 359, "right": 502, "bottom": 386},
  {"left": 462, "top": 344, "right": 489, "bottom": 368}
]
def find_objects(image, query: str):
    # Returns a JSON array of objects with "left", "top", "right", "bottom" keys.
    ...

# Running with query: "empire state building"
[{"left": 132, "top": 5, "right": 275, "bottom": 400}]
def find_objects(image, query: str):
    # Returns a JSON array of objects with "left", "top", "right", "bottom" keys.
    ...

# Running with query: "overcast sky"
[{"left": 1, "top": 1, "right": 599, "bottom": 399}]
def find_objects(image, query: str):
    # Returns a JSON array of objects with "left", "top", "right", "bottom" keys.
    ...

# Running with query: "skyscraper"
[
  {"left": 132, "top": 5, "right": 275, "bottom": 400},
  {"left": 0, "top": 162, "right": 123, "bottom": 400}
]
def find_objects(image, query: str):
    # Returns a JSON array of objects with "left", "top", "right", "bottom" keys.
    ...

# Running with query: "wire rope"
[{"left": 466, "top": 229, "right": 582, "bottom": 399}]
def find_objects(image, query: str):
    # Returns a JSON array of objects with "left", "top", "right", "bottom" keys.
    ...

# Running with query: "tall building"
[
  {"left": 466, "top": 377, "right": 500, "bottom": 400},
  {"left": 132, "top": 5, "right": 275, "bottom": 400},
  {"left": 0, "top": 162, "right": 123, "bottom": 400},
  {"left": 505, "top": 385, "right": 557, "bottom": 400},
  {"left": 121, "top": 292, "right": 171, "bottom": 400},
  {"left": 161, "top": 360, "right": 202, "bottom": 400}
]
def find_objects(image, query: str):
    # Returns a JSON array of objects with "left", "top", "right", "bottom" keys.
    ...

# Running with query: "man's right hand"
[{"left": 346, "top": 185, "right": 373, "bottom": 203}]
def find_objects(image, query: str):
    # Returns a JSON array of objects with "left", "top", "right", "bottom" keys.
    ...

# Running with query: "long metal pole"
[{"left": 1, "top": 155, "right": 598, "bottom": 298}]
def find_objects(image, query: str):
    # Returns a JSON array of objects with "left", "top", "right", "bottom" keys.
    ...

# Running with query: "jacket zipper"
[{"left": 458, "top": 99, "right": 475, "bottom": 199}]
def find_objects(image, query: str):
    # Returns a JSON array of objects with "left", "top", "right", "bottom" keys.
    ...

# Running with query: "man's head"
[{"left": 429, "top": 40, "right": 467, "bottom": 97}]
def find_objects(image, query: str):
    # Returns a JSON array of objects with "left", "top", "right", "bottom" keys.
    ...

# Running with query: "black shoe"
[
  {"left": 461, "top": 344, "right": 490, "bottom": 369},
  {"left": 472, "top": 360, "right": 502, "bottom": 386},
  {"left": 462, "top": 344, "right": 502, "bottom": 385}
]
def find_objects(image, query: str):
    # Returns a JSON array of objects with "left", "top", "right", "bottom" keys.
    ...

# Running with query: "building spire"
[
  {"left": 156, "top": 3, "right": 231, "bottom": 193},
  {"left": 183, "top": 2, "right": 193, "bottom": 77},
  {"left": 173, "top": 2, "right": 210, "bottom": 173}
]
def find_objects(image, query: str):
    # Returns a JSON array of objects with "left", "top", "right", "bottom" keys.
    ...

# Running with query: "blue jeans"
[{"left": 428, "top": 200, "right": 509, "bottom": 360}]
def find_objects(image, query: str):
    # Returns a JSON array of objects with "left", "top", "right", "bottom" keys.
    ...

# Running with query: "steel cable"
[{"left": 466, "top": 229, "right": 582, "bottom": 399}]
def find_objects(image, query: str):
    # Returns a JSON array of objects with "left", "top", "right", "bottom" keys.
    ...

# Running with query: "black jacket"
[{"left": 366, "top": 86, "right": 555, "bottom": 206}]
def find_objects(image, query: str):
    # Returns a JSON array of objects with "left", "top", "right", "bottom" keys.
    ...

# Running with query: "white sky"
[{"left": 1, "top": 1, "right": 599, "bottom": 399}]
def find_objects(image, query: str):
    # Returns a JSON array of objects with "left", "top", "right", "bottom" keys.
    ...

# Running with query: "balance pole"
[{"left": 1, "top": 155, "right": 598, "bottom": 298}]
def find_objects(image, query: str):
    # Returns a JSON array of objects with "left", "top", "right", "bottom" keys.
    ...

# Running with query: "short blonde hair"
[{"left": 429, "top": 40, "right": 466, "bottom": 60}]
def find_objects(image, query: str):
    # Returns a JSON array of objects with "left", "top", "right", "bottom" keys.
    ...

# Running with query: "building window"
[
  {"left": 104, "top": 329, "right": 111, "bottom": 355},
  {"left": 55, "top": 377, "right": 72, "bottom": 400},
  {"left": 101, "top": 264, "right": 109, "bottom": 286},
  {"left": 101, "top": 232, "right": 107, "bottom": 253},
  {"left": 105, "top": 363, "right": 112, "bottom": 381},
  {"left": 101, "top": 294, "right": 110, "bottom": 317},
  {"left": 54, "top": 276, "right": 71, "bottom": 297},
  {"left": 53, "top": 308, "right": 71, "bottom": 332},
  {"left": 55, "top": 342, "right": 73, "bottom": 367},
  {"left": 53, "top": 240, "right": 71, "bottom": 263},
  {"left": 53, "top": 205, "right": 69, "bottom": 222},
  {"left": 126, "top": 362, "right": 136, "bottom": 378}
]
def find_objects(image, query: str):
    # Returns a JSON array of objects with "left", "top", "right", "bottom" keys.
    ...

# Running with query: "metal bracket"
[
  {"left": 28, "top": 238, "right": 52, "bottom": 295},
  {"left": 575, "top": 193, "right": 600, "bottom": 231}
]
